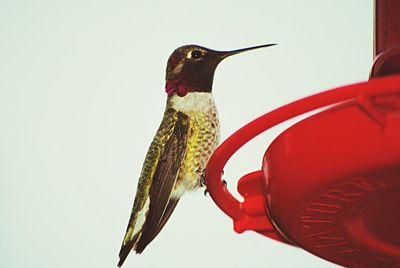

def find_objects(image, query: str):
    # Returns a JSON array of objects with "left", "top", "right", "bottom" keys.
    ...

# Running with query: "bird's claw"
[
  {"left": 201, "top": 170, "right": 226, "bottom": 197},
  {"left": 200, "top": 176, "right": 206, "bottom": 187},
  {"left": 203, "top": 179, "right": 227, "bottom": 197},
  {"left": 204, "top": 188, "right": 208, "bottom": 196}
]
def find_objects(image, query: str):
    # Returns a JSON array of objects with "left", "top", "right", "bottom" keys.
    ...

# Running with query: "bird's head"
[{"left": 165, "top": 44, "right": 276, "bottom": 97}]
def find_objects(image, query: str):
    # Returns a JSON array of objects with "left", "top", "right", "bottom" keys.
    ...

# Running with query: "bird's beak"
[{"left": 218, "top": 43, "right": 277, "bottom": 59}]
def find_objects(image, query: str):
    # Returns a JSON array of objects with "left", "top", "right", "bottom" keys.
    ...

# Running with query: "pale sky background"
[{"left": 1, "top": 1, "right": 373, "bottom": 267}]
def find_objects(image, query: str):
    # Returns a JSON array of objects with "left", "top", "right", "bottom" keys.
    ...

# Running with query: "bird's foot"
[
  {"left": 200, "top": 177, "right": 206, "bottom": 189},
  {"left": 198, "top": 169, "right": 206, "bottom": 186},
  {"left": 203, "top": 179, "right": 227, "bottom": 196},
  {"left": 199, "top": 169, "right": 226, "bottom": 196}
]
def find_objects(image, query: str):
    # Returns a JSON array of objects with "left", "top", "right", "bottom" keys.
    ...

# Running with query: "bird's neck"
[{"left": 167, "top": 92, "right": 216, "bottom": 113}]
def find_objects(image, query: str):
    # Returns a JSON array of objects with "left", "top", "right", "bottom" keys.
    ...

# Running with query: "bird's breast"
[{"left": 168, "top": 92, "right": 220, "bottom": 198}]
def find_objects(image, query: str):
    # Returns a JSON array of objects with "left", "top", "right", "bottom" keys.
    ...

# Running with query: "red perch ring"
[{"left": 205, "top": 75, "right": 400, "bottom": 267}]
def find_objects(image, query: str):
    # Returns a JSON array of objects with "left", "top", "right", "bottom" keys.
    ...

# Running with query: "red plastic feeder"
[{"left": 205, "top": 1, "right": 400, "bottom": 267}]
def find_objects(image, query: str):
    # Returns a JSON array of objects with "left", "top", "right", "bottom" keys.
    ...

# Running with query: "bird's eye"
[{"left": 191, "top": 50, "right": 202, "bottom": 59}]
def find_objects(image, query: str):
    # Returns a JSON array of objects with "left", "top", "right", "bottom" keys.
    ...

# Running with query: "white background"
[{"left": 1, "top": 1, "right": 372, "bottom": 267}]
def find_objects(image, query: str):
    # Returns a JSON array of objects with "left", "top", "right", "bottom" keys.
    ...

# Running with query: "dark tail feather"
[
  {"left": 135, "top": 199, "right": 179, "bottom": 253},
  {"left": 117, "top": 233, "right": 139, "bottom": 267}
]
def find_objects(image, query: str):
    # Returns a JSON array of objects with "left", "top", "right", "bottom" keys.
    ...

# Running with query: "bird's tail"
[{"left": 117, "top": 233, "right": 139, "bottom": 267}]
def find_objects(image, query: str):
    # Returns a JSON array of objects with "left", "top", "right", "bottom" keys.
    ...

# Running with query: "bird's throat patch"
[{"left": 165, "top": 80, "right": 188, "bottom": 97}]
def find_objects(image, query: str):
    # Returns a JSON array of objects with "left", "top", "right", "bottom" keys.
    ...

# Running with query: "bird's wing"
[{"left": 118, "top": 110, "right": 190, "bottom": 266}]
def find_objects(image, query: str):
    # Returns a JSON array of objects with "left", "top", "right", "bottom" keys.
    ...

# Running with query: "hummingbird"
[{"left": 118, "top": 43, "right": 276, "bottom": 267}]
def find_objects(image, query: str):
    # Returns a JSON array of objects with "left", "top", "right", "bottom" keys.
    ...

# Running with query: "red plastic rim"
[{"left": 205, "top": 75, "right": 400, "bottom": 223}]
